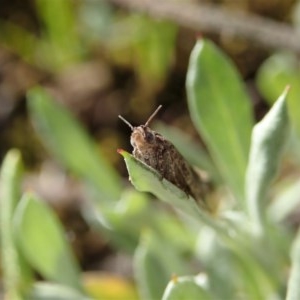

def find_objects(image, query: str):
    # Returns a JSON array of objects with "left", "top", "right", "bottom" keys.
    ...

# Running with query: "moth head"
[
  {"left": 131, "top": 126, "right": 156, "bottom": 149},
  {"left": 118, "top": 105, "right": 162, "bottom": 149}
]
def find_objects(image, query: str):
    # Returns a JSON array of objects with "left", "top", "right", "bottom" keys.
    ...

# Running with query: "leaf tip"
[
  {"left": 284, "top": 84, "right": 291, "bottom": 93},
  {"left": 195, "top": 32, "right": 203, "bottom": 41},
  {"left": 171, "top": 273, "right": 178, "bottom": 284},
  {"left": 117, "top": 148, "right": 130, "bottom": 158},
  {"left": 117, "top": 148, "right": 125, "bottom": 154}
]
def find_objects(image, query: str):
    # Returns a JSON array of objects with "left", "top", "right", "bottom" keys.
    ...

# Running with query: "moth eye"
[{"left": 145, "top": 131, "right": 154, "bottom": 142}]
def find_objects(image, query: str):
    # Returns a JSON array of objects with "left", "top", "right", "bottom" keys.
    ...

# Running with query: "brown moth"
[{"left": 119, "top": 106, "right": 211, "bottom": 212}]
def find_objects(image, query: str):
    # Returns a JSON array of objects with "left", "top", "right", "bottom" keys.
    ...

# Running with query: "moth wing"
[
  {"left": 162, "top": 145, "right": 194, "bottom": 194},
  {"left": 165, "top": 145, "right": 210, "bottom": 209}
]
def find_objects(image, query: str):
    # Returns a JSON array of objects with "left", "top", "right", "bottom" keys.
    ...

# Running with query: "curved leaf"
[
  {"left": 245, "top": 87, "right": 290, "bottom": 233},
  {"left": 28, "top": 282, "right": 90, "bottom": 300},
  {"left": 0, "top": 150, "right": 32, "bottom": 299},
  {"left": 27, "top": 86, "right": 121, "bottom": 203},
  {"left": 162, "top": 275, "right": 212, "bottom": 300},
  {"left": 14, "top": 192, "right": 83, "bottom": 291},
  {"left": 186, "top": 39, "right": 254, "bottom": 204},
  {"left": 134, "top": 230, "right": 190, "bottom": 300},
  {"left": 268, "top": 179, "right": 300, "bottom": 223},
  {"left": 256, "top": 53, "right": 300, "bottom": 140},
  {"left": 119, "top": 150, "right": 226, "bottom": 236}
]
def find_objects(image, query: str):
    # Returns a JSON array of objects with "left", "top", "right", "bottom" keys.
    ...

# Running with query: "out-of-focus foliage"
[
  {"left": 0, "top": 0, "right": 176, "bottom": 89},
  {"left": 122, "top": 40, "right": 295, "bottom": 299},
  {"left": 2, "top": 37, "right": 299, "bottom": 299},
  {"left": 14, "top": 193, "right": 83, "bottom": 290},
  {"left": 246, "top": 88, "right": 290, "bottom": 234},
  {"left": 28, "top": 87, "right": 122, "bottom": 204},
  {"left": 256, "top": 53, "right": 300, "bottom": 140},
  {"left": 0, "top": 150, "right": 33, "bottom": 300},
  {"left": 1, "top": 0, "right": 300, "bottom": 299},
  {"left": 186, "top": 40, "right": 254, "bottom": 204}
]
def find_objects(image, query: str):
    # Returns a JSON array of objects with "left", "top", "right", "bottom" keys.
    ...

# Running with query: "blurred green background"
[{"left": 1, "top": 0, "right": 300, "bottom": 299}]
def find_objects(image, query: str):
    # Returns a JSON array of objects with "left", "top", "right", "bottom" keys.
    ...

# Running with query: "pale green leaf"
[
  {"left": 286, "top": 228, "right": 300, "bottom": 300},
  {"left": 256, "top": 53, "right": 300, "bottom": 140},
  {"left": 119, "top": 150, "right": 226, "bottom": 236},
  {"left": 27, "top": 282, "right": 90, "bottom": 300},
  {"left": 245, "top": 87, "right": 290, "bottom": 233},
  {"left": 186, "top": 39, "right": 254, "bottom": 204},
  {"left": 162, "top": 275, "right": 212, "bottom": 300},
  {"left": 0, "top": 149, "right": 33, "bottom": 300},
  {"left": 268, "top": 179, "right": 300, "bottom": 222},
  {"left": 134, "top": 230, "right": 190, "bottom": 300},
  {"left": 14, "top": 193, "right": 83, "bottom": 291}
]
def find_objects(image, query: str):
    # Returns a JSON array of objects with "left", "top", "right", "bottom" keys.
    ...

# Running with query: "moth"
[{"left": 119, "top": 106, "right": 212, "bottom": 212}]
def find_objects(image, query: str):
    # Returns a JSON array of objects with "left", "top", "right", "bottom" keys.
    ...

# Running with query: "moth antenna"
[
  {"left": 118, "top": 115, "right": 134, "bottom": 130},
  {"left": 144, "top": 105, "right": 162, "bottom": 127}
]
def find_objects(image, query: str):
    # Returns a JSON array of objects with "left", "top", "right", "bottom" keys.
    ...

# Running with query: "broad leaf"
[
  {"left": 186, "top": 39, "right": 254, "bottom": 204},
  {"left": 14, "top": 193, "right": 83, "bottom": 291},
  {"left": 119, "top": 150, "right": 226, "bottom": 235}
]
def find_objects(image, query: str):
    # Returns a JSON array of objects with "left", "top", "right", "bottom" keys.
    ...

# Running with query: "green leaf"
[
  {"left": 186, "top": 39, "right": 254, "bottom": 204},
  {"left": 286, "top": 228, "right": 300, "bottom": 300},
  {"left": 162, "top": 275, "right": 212, "bottom": 300},
  {"left": 119, "top": 150, "right": 226, "bottom": 236},
  {"left": 120, "top": 152, "right": 280, "bottom": 298},
  {"left": 134, "top": 230, "right": 190, "bottom": 300},
  {"left": 268, "top": 178, "right": 300, "bottom": 223},
  {"left": 196, "top": 227, "right": 237, "bottom": 299},
  {"left": 27, "top": 86, "right": 122, "bottom": 204},
  {"left": 79, "top": 0, "right": 113, "bottom": 40},
  {"left": 35, "top": 0, "right": 82, "bottom": 69},
  {"left": 14, "top": 192, "right": 83, "bottom": 291},
  {"left": 196, "top": 225, "right": 279, "bottom": 300},
  {"left": 27, "top": 282, "right": 91, "bottom": 300},
  {"left": 0, "top": 149, "right": 33, "bottom": 300},
  {"left": 256, "top": 53, "right": 300, "bottom": 140},
  {"left": 106, "top": 15, "right": 176, "bottom": 86},
  {"left": 245, "top": 87, "right": 290, "bottom": 234},
  {"left": 0, "top": 20, "right": 38, "bottom": 62},
  {"left": 134, "top": 16, "right": 177, "bottom": 83}
]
